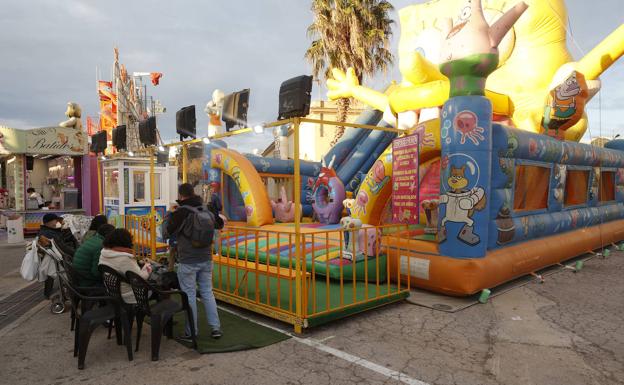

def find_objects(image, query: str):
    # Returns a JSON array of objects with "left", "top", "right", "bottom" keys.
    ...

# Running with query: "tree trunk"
[{"left": 331, "top": 97, "right": 351, "bottom": 146}]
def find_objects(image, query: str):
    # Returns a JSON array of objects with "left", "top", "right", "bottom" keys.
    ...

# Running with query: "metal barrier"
[
  {"left": 212, "top": 223, "right": 411, "bottom": 332},
  {"left": 120, "top": 214, "right": 158, "bottom": 260}
]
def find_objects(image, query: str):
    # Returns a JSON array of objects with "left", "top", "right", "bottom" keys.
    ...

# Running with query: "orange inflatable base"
[{"left": 386, "top": 219, "right": 624, "bottom": 296}]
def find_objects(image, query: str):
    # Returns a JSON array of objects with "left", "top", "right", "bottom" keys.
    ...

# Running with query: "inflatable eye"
[{"left": 460, "top": 6, "right": 471, "bottom": 21}]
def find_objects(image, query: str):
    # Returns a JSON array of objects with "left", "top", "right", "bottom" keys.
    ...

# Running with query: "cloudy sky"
[{"left": 0, "top": 0, "right": 622, "bottom": 152}]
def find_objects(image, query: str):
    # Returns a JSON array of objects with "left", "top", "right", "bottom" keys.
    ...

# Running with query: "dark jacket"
[
  {"left": 208, "top": 193, "right": 222, "bottom": 213},
  {"left": 72, "top": 233, "right": 105, "bottom": 286},
  {"left": 38, "top": 225, "right": 76, "bottom": 257},
  {"left": 165, "top": 195, "right": 212, "bottom": 264}
]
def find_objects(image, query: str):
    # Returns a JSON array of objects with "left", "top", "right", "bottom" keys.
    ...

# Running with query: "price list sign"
[{"left": 392, "top": 133, "right": 419, "bottom": 224}]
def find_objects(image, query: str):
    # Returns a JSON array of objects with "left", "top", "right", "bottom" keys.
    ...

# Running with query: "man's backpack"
[{"left": 179, "top": 205, "right": 216, "bottom": 248}]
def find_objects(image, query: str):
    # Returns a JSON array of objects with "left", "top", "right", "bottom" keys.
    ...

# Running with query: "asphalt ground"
[{"left": 1, "top": 244, "right": 622, "bottom": 385}]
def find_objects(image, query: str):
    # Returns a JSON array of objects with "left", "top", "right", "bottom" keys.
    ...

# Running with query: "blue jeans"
[{"left": 177, "top": 260, "right": 220, "bottom": 335}]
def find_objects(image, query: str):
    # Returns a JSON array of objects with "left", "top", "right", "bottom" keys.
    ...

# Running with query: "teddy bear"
[{"left": 59, "top": 102, "right": 83, "bottom": 131}]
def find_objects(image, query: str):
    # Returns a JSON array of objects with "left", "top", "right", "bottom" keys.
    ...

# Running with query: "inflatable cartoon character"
[
  {"left": 542, "top": 71, "right": 588, "bottom": 136},
  {"left": 271, "top": 186, "right": 296, "bottom": 223},
  {"left": 205, "top": 89, "right": 225, "bottom": 137},
  {"left": 439, "top": 165, "right": 486, "bottom": 245},
  {"left": 366, "top": 160, "right": 390, "bottom": 194},
  {"left": 326, "top": 0, "right": 624, "bottom": 141},
  {"left": 59, "top": 102, "right": 83, "bottom": 130},
  {"left": 339, "top": 216, "right": 363, "bottom": 261},
  {"left": 439, "top": 0, "right": 528, "bottom": 96},
  {"left": 312, "top": 155, "right": 346, "bottom": 224},
  {"left": 359, "top": 225, "right": 381, "bottom": 257}
]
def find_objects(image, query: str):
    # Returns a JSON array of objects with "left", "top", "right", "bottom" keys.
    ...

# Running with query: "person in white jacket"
[{"left": 98, "top": 228, "right": 151, "bottom": 303}]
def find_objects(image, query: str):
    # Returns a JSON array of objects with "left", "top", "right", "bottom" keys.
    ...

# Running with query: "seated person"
[
  {"left": 98, "top": 228, "right": 152, "bottom": 303},
  {"left": 82, "top": 215, "right": 108, "bottom": 243},
  {"left": 38, "top": 213, "right": 76, "bottom": 258},
  {"left": 58, "top": 217, "right": 79, "bottom": 251},
  {"left": 72, "top": 224, "right": 115, "bottom": 287},
  {"left": 27, "top": 187, "right": 45, "bottom": 209}
]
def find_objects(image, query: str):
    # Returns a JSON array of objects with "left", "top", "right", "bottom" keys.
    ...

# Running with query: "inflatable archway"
[
  {"left": 209, "top": 147, "right": 274, "bottom": 227},
  {"left": 352, "top": 119, "right": 441, "bottom": 225}
]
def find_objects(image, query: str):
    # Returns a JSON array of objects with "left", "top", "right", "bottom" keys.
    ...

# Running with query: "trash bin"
[{"left": 7, "top": 215, "right": 24, "bottom": 244}]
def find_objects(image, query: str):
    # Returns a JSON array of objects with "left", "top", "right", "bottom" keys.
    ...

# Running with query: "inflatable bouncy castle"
[
  {"left": 197, "top": 0, "right": 624, "bottom": 298},
  {"left": 322, "top": 0, "right": 624, "bottom": 295}
]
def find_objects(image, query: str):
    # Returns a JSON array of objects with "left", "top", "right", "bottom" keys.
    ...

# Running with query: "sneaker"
[
  {"left": 177, "top": 333, "right": 194, "bottom": 343},
  {"left": 211, "top": 329, "right": 223, "bottom": 339}
]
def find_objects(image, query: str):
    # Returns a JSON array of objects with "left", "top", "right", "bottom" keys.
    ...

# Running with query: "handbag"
[{"left": 20, "top": 240, "right": 40, "bottom": 281}]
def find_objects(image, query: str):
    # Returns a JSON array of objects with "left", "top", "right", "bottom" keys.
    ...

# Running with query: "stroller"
[{"left": 35, "top": 236, "right": 71, "bottom": 314}]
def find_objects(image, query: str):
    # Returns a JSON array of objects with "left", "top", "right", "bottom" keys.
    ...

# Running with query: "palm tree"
[{"left": 305, "top": 0, "right": 394, "bottom": 145}]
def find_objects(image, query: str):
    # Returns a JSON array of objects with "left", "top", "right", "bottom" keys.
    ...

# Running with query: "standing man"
[{"left": 165, "top": 183, "right": 222, "bottom": 340}]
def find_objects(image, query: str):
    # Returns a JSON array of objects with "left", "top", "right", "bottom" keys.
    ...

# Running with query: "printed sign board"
[{"left": 392, "top": 133, "right": 419, "bottom": 224}]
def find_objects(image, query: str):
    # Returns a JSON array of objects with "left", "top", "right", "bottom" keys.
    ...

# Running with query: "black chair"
[
  {"left": 57, "top": 273, "right": 128, "bottom": 370},
  {"left": 126, "top": 271, "right": 197, "bottom": 361},
  {"left": 61, "top": 259, "right": 106, "bottom": 332},
  {"left": 98, "top": 265, "right": 140, "bottom": 359}
]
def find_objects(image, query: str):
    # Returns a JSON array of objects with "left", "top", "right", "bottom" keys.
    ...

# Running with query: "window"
[
  {"left": 564, "top": 169, "right": 589, "bottom": 207},
  {"left": 104, "top": 169, "right": 119, "bottom": 198},
  {"left": 133, "top": 171, "right": 145, "bottom": 202},
  {"left": 513, "top": 165, "right": 550, "bottom": 212},
  {"left": 600, "top": 171, "right": 615, "bottom": 202}
]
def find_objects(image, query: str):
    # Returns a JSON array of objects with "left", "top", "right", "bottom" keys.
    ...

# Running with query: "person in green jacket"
[
  {"left": 72, "top": 224, "right": 115, "bottom": 286},
  {"left": 82, "top": 215, "right": 108, "bottom": 243}
]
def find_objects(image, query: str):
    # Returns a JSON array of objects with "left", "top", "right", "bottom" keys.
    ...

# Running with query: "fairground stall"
[
  {"left": 100, "top": 152, "right": 177, "bottom": 257},
  {"left": 0, "top": 125, "right": 93, "bottom": 235}
]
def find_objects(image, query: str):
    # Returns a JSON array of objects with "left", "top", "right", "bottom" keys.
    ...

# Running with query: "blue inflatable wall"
[{"left": 438, "top": 96, "right": 493, "bottom": 258}]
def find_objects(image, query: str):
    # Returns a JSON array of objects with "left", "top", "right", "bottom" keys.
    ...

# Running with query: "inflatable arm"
[{"left": 577, "top": 24, "right": 624, "bottom": 82}]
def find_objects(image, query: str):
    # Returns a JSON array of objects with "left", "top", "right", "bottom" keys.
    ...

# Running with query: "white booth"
[{"left": 102, "top": 156, "right": 177, "bottom": 241}]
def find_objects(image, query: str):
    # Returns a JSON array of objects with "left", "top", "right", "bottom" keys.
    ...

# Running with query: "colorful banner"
[{"left": 392, "top": 133, "right": 419, "bottom": 223}]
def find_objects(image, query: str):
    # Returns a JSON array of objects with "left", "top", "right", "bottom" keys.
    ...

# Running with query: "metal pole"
[
  {"left": 182, "top": 144, "right": 188, "bottom": 183},
  {"left": 96, "top": 156, "right": 103, "bottom": 214},
  {"left": 150, "top": 147, "right": 156, "bottom": 259},
  {"left": 293, "top": 117, "right": 302, "bottom": 333}
]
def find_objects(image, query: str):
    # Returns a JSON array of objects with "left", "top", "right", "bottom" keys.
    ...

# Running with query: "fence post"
[
  {"left": 182, "top": 144, "right": 188, "bottom": 183},
  {"left": 293, "top": 118, "right": 303, "bottom": 333},
  {"left": 150, "top": 148, "right": 157, "bottom": 259}
]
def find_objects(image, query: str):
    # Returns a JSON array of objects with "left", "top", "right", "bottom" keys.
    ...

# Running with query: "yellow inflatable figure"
[{"left": 327, "top": 0, "right": 624, "bottom": 141}]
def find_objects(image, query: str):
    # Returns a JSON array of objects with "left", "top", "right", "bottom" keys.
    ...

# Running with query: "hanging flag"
[{"left": 151, "top": 72, "right": 163, "bottom": 86}]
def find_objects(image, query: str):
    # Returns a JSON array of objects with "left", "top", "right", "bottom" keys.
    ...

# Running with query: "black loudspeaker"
[
  {"left": 187, "top": 145, "right": 203, "bottom": 159},
  {"left": 90, "top": 131, "right": 107, "bottom": 154},
  {"left": 139, "top": 116, "right": 157, "bottom": 146},
  {"left": 26, "top": 156, "right": 34, "bottom": 171},
  {"left": 112, "top": 125, "right": 127, "bottom": 150},
  {"left": 156, "top": 150, "right": 169, "bottom": 165},
  {"left": 176, "top": 105, "right": 196, "bottom": 139},
  {"left": 278, "top": 75, "right": 313, "bottom": 119},
  {"left": 222, "top": 89, "right": 250, "bottom": 131}
]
